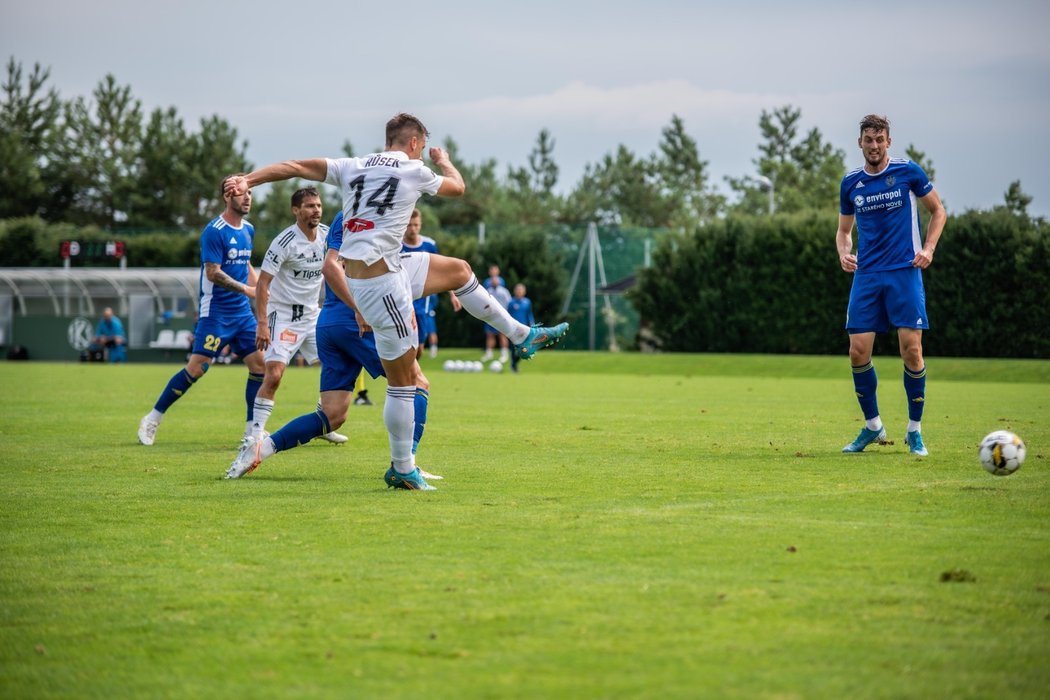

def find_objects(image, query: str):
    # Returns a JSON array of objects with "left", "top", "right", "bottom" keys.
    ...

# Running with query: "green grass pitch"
[{"left": 1, "top": 353, "right": 1048, "bottom": 699}]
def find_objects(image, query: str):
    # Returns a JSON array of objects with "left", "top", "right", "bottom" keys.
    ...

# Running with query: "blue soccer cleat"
[
  {"left": 384, "top": 466, "right": 436, "bottom": 491},
  {"left": 905, "top": 430, "right": 929, "bottom": 456},
  {"left": 514, "top": 322, "right": 569, "bottom": 361},
  {"left": 842, "top": 426, "right": 887, "bottom": 453}
]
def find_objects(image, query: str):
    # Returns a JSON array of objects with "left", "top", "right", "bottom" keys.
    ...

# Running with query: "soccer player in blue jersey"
[
  {"left": 223, "top": 113, "right": 568, "bottom": 490},
  {"left": 226, "top": 208, "right": 439, "bottom": 480},
  {"left": 836, "top": 114, "right": 946, "bottom": 456},
  {"left": 506, "top": 284, "right": 534, "bottom": 373},
  {"left": 138, "top": 175, "right": 266, "bottom": 447},
  {"left": 402, "top": 208, "right": 461, "bottom": 359}
]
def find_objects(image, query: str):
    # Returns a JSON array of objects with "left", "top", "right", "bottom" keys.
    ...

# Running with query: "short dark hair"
[
  {"left": 291, "top": 186, "right": 320, "bottom": 208},
  {"left": 386, "top": 113, "right": 429, "bottom": 148},
  {"left": 859, "top": 114, "right": 890, "bottom": 135},
  {"left": 220, "top": 173, "right": 246, "bottom": 197}
]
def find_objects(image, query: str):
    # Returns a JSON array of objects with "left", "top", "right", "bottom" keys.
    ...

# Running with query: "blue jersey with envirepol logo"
[
  {"left": 839, "top": 158, "right": 933, "bottom": 273},
  {"left": 318, "top": 210, "right": 360, "bottom": 331},
  {"left": 198, "top": 216, "right": 254, "bottom": 319}
]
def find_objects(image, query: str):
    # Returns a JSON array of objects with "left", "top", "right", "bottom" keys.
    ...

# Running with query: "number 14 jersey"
[{"left": 325, "top": 151, "right": 443, "bottom": 272}]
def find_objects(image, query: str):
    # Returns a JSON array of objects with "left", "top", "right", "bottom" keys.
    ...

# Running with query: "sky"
[{"left": 3, "top": 0, "right": 1049, "bottom": 217}]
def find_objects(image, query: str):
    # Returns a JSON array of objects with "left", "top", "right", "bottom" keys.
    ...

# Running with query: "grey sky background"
[{"left": 4, "top": 0, "right": 1049, "bottom": 217}]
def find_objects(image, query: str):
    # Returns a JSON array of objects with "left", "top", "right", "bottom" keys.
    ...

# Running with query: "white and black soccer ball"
[
  {"left": 978, "top": 430, "right": 1026, "bottom": 476},
  {"left": 489, "top": 360, "right": 503, "bottom": 373}
]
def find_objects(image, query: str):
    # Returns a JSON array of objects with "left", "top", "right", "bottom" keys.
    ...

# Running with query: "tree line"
[{"left": 11, "top": 56, "right": 1038, "bottom": 237}]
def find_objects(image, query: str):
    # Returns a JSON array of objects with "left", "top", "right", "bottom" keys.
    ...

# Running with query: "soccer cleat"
[
  {"left": 320, "top": 431, "right": 348, "bottom": 444},
  {"left": 226, "top": 435, "right": 262, "bottom": 479},
  {"left": 905, "top": 430, "right": 929, "bottom": 456},
  {"left": 239, "top": 430, "right": 269, "bottom": 450},
  {"left": 417, "top": 467, "right": 443, "bottom": 480},
  {"left": 137, "top": 416, "right": 159, "bottom": 446},
  {"left": 353, "top": 391, "right": 373, "bottom": 406},
  {"left": 842, "top": 426, "right": 887, "bottom": 453},
  {"left": 384, "top": 465, "right": 436, "bottom": 491},
  {"left": 513, "top": 322, "right": 570, "bottom": 360}
]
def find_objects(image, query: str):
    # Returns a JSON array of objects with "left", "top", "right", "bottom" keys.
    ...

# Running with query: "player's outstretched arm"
[{"left": 225, "top": 159, "right": 329, "bottom": 196}]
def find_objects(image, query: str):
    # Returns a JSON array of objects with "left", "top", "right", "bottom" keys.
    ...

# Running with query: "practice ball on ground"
[
  {"left": 978, "top": 430, "right": 1026, "bottom": 476},
  {"left": 489, "top": 360, "right": 503, "bottom": 373},
  {"left": 443, "top": 360, "right": 454, "bottom": 372}
]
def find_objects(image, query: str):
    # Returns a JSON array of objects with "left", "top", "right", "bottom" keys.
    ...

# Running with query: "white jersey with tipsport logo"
[
  {"left": 325, "top": 152, "right": 443, "bottom": 272},
  {"left": 260, "top": 223, "right": 328, "bottom": 320}
]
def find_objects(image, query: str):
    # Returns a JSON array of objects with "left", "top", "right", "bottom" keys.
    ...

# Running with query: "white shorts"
[
  {"left": 348, "top": 253, "right": 431, "bottom": 361},
  {"left": 263, "top": 307, "right": 319, "bottom": 365}
]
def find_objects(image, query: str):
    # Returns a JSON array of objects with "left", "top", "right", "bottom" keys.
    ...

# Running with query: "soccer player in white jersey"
[
  {"left": 224, "top": 113, "right": 569, "bottom": 490},
  {"left": 249, "top": 186, "right": 347, "bottom": 445},
  {"left": 836, "top": 114, "right": 946, "bottom": 457}
]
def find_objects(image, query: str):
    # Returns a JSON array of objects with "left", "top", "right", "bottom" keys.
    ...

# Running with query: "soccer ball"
[
  {"left": 442, "top": 360, "right": 454, "bottom": 372},
  {"left": 489, "top": 360, "right": 503, "bottom": 373},
  {"left": 978, "top": 430, "right": 1026, "bottom": 476}
]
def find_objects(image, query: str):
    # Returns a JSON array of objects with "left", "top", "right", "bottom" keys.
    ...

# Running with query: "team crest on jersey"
[
  {"left": 885, "top": 175, "right": 896, "bottom": 187},
  {"left": 853, "top": 194, "right": 865, "bottom": 208}
]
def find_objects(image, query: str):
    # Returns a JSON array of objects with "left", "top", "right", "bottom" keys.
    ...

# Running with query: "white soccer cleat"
[
  {"left": 321, "top": 431, "right": 348, "bottom": 444},
  {"left": 226, "top": 435, "right": 262, "bottom": 479},
  {"left": 137, "top": 416, "right": 159, "bottom": 446},
  {"left": 239, "top": 431, "right": 269, "bottom": 450}
]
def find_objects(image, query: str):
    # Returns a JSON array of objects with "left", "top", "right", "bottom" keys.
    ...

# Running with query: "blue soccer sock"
[
  {"left": 270, "top": 410, "right": 331, "bottom": 453},
  {"left": 851, "top": 361, "right": 880, "bottom": 424},
  {"left": 245, "top": 372, "right": 265, "bottom": 421},
  {"left": 153, "top": 367, "right": 203, "bottom": 413},
  {"left": 903, "top": 364, "right": 927, "bottom": 424},
  {"left": 412, "top": 387, "right": 429, "bottom": 455}
]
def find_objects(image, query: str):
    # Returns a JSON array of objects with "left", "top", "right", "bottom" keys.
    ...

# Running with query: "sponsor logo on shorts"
[{"left": 280, "top": 329, "right": 299, "bottom": 343}]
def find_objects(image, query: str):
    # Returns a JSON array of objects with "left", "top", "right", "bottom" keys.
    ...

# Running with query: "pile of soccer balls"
[
  {"left": 442, "top": 359, "right": 504, "bottom": 373},
  {"left": 978, "top": 430, "right": 1026, "bottom": 476}
]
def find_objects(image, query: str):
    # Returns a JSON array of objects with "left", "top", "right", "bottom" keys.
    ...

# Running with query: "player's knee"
[{"left": 452, "top": 258, "right": 473, "bottom": 287}]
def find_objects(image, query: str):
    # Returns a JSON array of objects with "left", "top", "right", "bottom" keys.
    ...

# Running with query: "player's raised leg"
[{"left": 423, "top": 255, "right": 568, "bottom": 360}]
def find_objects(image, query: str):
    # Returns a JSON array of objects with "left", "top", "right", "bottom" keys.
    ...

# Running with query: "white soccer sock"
[
  {"left": 385, "top": 386, "right": 416, "bottom": 473},
  {"left": 429, "top": 345, "right": 438, "bottom": 358},
  {"left": 252, "top": 398, "right": 275, "bottom": 437},
  {"left": 907, "top": 420, "right": 921, "bottom": 433},
  {"left": 260, "top": 437, "right": 276, "bottom": 460},
  {"left": 866, "top": 416, "right": 883, "bottom": 431},
  {"left": 147, "top": 409, "right": 164, "bottom": 424},
  {"left": 455, "top": 275, "right": 529, "bottom": 344}
]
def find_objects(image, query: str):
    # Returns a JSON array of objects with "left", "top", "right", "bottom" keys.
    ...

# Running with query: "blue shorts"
[
  {"left": 846, "top": 267, "right": 929, "bottom": 334},
  {"left": 317, "top": 324, "right": 386, "bottom": 393},
  {"left": 193, "top": 313, "right": 258, "bottom": 359},
  {"left": 417, "top": 313, "right": 436, "bottom": 344}
]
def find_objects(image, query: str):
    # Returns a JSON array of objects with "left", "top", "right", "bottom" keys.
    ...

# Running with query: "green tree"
[
  {"left": 506, "top": 129, "right": 562, "bottom": 224},
  {"left": 191, "top": 115, "right": 251, "bottom": 224},
  {"left": 0, "top": 58, "right": 62, "bottom": 219},
  {"left": 1002, "top": 180, "right": 1032, "bottom": 217},
  {"left": 565, "top": 145, "right": 671, "bottom": 226},
  {"left": 60, "top": 74, "right": 143, "bottom": 226},
  {"left": 726, "top": 105, "right": 845, "bottom": 215},
  {"left": 654, "top": 114, "right": 724, "bottom": 225}
]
